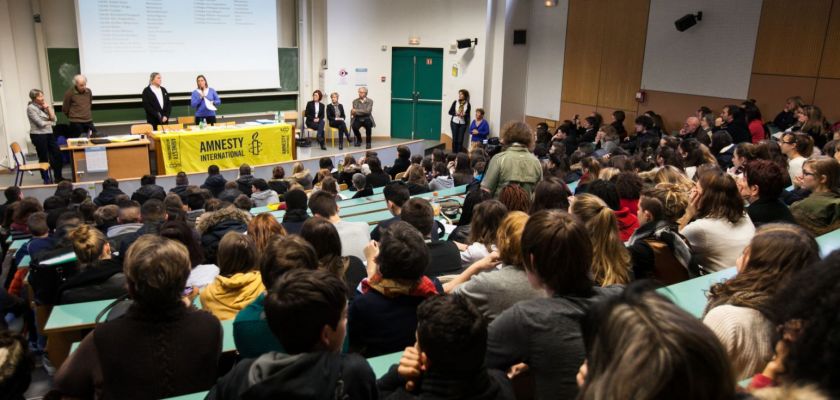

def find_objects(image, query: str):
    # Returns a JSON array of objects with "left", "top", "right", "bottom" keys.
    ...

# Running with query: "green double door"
[{"left": 391, "top": 48, "right": 443, "bottom": 140}]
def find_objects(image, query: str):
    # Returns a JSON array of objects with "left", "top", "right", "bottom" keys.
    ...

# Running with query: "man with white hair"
[
  {"left": 62, "top": 74, "right": 95, "bottom": 137},
  {"left": 351, "top": 87, "right": 375, "bottom": 149},
  {"left": 679, "top": 116, "right": 702, "bottom": 141}
]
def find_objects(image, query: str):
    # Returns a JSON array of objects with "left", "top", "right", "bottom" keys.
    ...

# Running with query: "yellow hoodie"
[{"left": 200, "top": 271, "right": 265, "bottom": 320}]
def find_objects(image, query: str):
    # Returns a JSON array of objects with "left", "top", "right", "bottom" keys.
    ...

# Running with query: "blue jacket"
[
  {"left": 191, "top": 88, "right": 221, "bottom": 117},
  {"left": 470, "top": 119, "right": 489, "bottom": 142}
]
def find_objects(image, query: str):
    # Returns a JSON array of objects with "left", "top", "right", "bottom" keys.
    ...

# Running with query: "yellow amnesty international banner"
[{"left": 159, "top": 124, "right": 294, "bottom": 174}]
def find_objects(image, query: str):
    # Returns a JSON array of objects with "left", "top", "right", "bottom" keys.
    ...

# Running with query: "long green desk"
[
  {"left": 18, "top": 255, "right": 30, "bottom": 267},
  {"left": 262, "top": 185, "right": 467, "bottom": 220},
  {"left": 656, "top": 267, "right": 737, "bottom": 318},
  {"left": 817, "top": 229, "right": 840, "bottom": 258},
  {"left": 9, "top": 238, "right": 28, "bottom": 251},
  {"left": 568, "top": 180, "right": 579, "bottom": 193}
]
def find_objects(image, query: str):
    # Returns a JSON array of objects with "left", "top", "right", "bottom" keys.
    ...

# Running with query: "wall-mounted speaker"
[{"left": 513, "top": 30, "right": 526, "bottom": 45}]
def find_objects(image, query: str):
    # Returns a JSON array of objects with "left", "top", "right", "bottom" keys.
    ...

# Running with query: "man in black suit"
[
  {"left": 305, "top": 90, "right": 326, "bottom": 150},
  {"left": 327, "top": 92, "right": 352, "bottom": 150},
  {"left": 141, "top": 72, "right": 171, "bottom": 130}
]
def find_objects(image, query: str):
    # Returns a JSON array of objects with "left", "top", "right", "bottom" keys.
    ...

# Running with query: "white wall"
[
  {"left": 0, "top": 0, "right": 43, "bottom": 157},
  {"left": 323, "top": 0, "right": 488, "bottom": 139},
  {"left": 524, "top": 0, "right": 567, "bottom": 120},
  {"left": 641, "top": 0, "right": 762, "bottom": 99},
  {"left": 498, "top": 0, "right": 530, "bottom": 125}
]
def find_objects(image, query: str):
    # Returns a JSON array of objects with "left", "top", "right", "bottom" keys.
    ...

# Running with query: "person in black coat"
[
  {"left": 305, "top": 90, "right": 327, "bottom": 150},
  {"left": 201, "top": 165, "right": 227, "bottom": 197},
  {"left": 327, "top": 92, "right": 352, "bottom": 150},
  {"left": 448, "top": 89, "right": 472, "bottom": 153},
  {"left": 94, "top": 178, "right": 125, "bottom": 207},
  {"left": 388, "top": 145, "right": 412, "bottom": 178},
  {"left": 280, "top": 190, "right": 309, "bottom": 235},
  {"left": 141, "top": 72, "right": 171, "bottom": 130},
  {"left": 721, "top": 105, "right": 751, "bottom": 144},
  {"left": 130, "top": 175, "right": 166, "bottom": 205},
  {"left": 773, "top": 96, "right": 803, "bottom": 132},
  {"left": 743, "top": 160, "right": 796, "bottom": 227}
]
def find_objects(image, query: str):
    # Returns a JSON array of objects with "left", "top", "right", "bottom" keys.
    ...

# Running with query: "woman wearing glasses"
[
  {"left": 779, "top": 132, "right": 813, "bottom": 187},
  {"left": 790, "top": 156, "right": 840, "bottom": 236}
]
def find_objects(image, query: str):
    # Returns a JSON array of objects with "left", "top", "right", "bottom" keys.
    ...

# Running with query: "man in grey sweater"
[{"left": 351, "top": 87, "right": 375, "bottom": 149}]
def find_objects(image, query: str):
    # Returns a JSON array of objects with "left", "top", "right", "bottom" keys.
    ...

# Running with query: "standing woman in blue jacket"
[
  {"left": 191, "top": 75, "right": 221, "bottom": 125},
  {"left": 448, "top": 89, "right": 471, "bottom": 153}
]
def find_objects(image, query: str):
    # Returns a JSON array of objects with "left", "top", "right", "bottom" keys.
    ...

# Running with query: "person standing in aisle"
[
  {"left": 351, "top": 87, "right": 375, "bottom": 149},
  {"left": 142, "top": 72, "right": 172, "bottom": 130},
  {"left": 191, "top": 75, "right": 221, "bottom": 125},
  {"left": 62, "top": 74, "right": 96, "bottom": 138},
  {"left": 27, "top": 89, "right": 65, "bottom": 183},
  {"left": 448, "top": 89, "right": 471, "bottom": 153},
  {"left": 305, "top": 90, "right": 327, "bottom": 150}
]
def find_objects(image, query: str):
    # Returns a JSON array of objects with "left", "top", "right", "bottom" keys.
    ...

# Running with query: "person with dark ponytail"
[{"left": 54, "top": 235, "right": 222, "bottom": 399}]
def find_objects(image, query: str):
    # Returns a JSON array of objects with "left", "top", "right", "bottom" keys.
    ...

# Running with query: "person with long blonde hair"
[{"left": 570, "top": 194, "right": 631, "bottom": 286}]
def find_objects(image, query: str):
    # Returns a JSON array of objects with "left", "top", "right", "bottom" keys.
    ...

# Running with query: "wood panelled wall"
[{"left": 530, "top": 0, "right": 840, "bottom": 135}]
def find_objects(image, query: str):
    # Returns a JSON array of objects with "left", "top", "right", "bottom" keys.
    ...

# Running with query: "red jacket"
[
  {"left": 615, "top": 207, "right": 639, "bottom": 242},
  {"left": 749, "top": 119, "right": 765, "bottom": 144},
  {"left": 620, "top": 198, "right": 639, "bottom": 218}
]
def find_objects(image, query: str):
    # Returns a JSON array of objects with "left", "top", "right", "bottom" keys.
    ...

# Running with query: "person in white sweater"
[
  {"left": 780, "top": 132, "right": 813, "bottom": 187},
  {"left": 703, "top": 223, "right": 819, "bottom": 381},
  {"left": 680, "top": 170, "right": 755, "bottom": 272},
  {"left": 455, "top": 200, "right": 507, "bottom": 268}
]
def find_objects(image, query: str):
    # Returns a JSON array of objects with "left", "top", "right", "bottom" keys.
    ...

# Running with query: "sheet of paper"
[
  {"left": 85, "top": 146, "right": 108, "bottom": 173},
  {"left": 204, "top": 97, "right": 218, "bottom": 111}
]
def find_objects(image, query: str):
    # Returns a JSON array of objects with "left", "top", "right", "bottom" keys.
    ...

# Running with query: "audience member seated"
[
  {"left": 680, "top": 170, "right": 755, "bottom": 272},
  {"left": 169, "top": 172, "right": 190, "bottom": 201},
  {"left": 627, "top": 184, "right": 693, "bottom": 284},
  {"left": 93, "top": 178, "right": 125, "bottom": 206},
  {"left": 301, "top": 217, "right": 367, "bottom": 299},
  {"left": 216, "top": 181, "right": 242, "bottom": 203},
  {"left": 721, "top": 104, "right": 751, "bottom": 144},
  {"left": 772, "top": 96, "right": 802, "bottom": 132},
  {"left": 164, "top": 193, "right": 187, "bottom": 223},
  {"left": 577, "top": 283, "right": 735, "bottom": 400},
  {"left": 380, "top": 295, "right": 515, "bottom": 400},
  {"left": 106, "top": 200, "right": 141, "bottom": 239},
  {"left": 197, "top": 205, "right": 251, "bottom": 264},
  {"left": 447, "top": 212, "right": 545, "bottom": 320},
  {"left": 250, "top": 178, "right": 280, "bottom": 207},
  {"left": 234, "top": 235, "right": 318, "bottom": 359},
  {"left": 711, "top": 131, "right": 736, "bottom": 170},
  {"left": 57, "top": 224, "right": 125, "bottom": 304},
  {"left": 0, "top": 185, "right": 21, "bottom": 223},
  {"left": 210, "top": 269, "right": 376, "bottom": 399},
  {"left": 615, "top": 171, "right": 642, "bottom": 216},
  {"left": 12, "top": 212, "right": 54, "bottom": 271},
  {"left": 456, "top": 200, "right": 506, "bottom": 268},
  {"left": 749, "top": 251, "right": 840, "bottom": 397},
  {"left": 780, "top": 132, "right": 813, "bottom": 187},
  {"left": 405, "top": 166, "right": 430, "bottom": 195},
  {"left": 201, "top": 165, "right": 227, "bottom": 197},
  {"left": 267, "top": 165, "right": 289, "bottom": 199},
  {"left": 280, "top": 189, "right": 309, "bottom": 234},
  {"left": 159, "top": 221, "right": 214, "bottom": 290},
  {"left": 365, "top": 157, "right": 391, "bottom": 188},
  {"left": 485, "top": 210, "right": 621, "bottom": 400},
  {"left": 741, "top": 160, "right": 796, "bottom": 226},
  {"left": 586, "top": 179, "right": 639, "bottom": 241},
  {"left": 498, "top": 184, "right": 531, "bottom": 213},
  {"left": 351, "top": 173, "right": 374, "bottom": 198},
  {"left": 790, "top": 156, "right": 840, "bottom": 235},
  {"left": 248, "top": 213, "right": 286, "bottom": 253},
  {"left": 289, "top": 162, "right": 313, "bottom": 190},
  {"left": 308, "top": 191, "right": 370, "bottom": 261},
  {"left": 482, "top": 122, "right": 543, "bottom": 197},
  {"left": 339, "top": 155, "right": 361, "bottom": 187},
  {"left": 704, "top": 223, "right": 818, "bottom": 380},
  {"left": 370, "top": 181, "right": 410, "bottom": 242},
  {"left": 530, "top": 177, "right": 571, "bottom": 213},
  {"left": 235, "top": 164, "right": 255, "bottom": 196},
  {"left": 200, "top": 232, "right": 263, "bottom": 320},
  {"left": 451, "top": 153, "right": 473, "bottom": 186},
  {"left": 349, "top": 221, "right": 442, "bottom": 357},
  {"left": 234, "top": 193, "right": 254, "bottom": 212},
  {"left": 53, "top": 235, "right": 222, "bottom": 399},
  {"left": 93, "top": 205, "right": 118, "bottom": 234},
  {"left": 115, "top": 199, "right": 167, "bottom": 257},
  {"left": 570, "top": 194, "right": 632, "bottom": 286},
  {"left": 388, "top": 145, "right": 411, "bottom": 178},
  {"left": 130, "top": 174, "right": 166, "bottom": 204},
  {"left": 429, "top": 162, "right": 454, "bottom": 191},
  {"left": 10, "top": 197, "right": 42, "bottom": 233},
  {"left": 0, "top": 330, "right": 33, "bottom": 398},
  {"left": 184, "top": 190, "right": 207, "bottom": 228},
  {"left": 400, "top": 198, "right": 462, "bottom": 277}
]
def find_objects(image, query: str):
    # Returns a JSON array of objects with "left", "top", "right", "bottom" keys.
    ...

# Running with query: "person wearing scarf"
[
  {"left": 348, "top": 221, "right": 442, "bottom": 357},
  {"left": 448, "top": 89, "right": 472, "bottom": 153},
  {"left": 627, "top": 185, "right": 696, "bottom": 284}
]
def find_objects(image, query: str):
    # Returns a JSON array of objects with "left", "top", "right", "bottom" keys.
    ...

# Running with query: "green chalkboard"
[{"left": 46, "top": 47, "right": 299, "bottom": 123}]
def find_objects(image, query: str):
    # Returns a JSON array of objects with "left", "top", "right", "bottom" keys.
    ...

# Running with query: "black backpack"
[{"left": 27, "top": 246, "right": 78, "bottom": 305}]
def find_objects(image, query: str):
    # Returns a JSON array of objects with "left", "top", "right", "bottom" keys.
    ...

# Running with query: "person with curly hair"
[{"left": 481, "top": 121, "right": 543, "bottom": 197}]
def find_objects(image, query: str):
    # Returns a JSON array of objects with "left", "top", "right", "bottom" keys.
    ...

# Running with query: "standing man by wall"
[{"left": 62, "top": 74, "right": 95, "bottom": 138}]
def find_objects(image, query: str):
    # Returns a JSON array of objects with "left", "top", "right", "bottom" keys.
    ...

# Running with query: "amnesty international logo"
[{"left": 249, "top": 132, "right": 263, "bottom": 156}]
